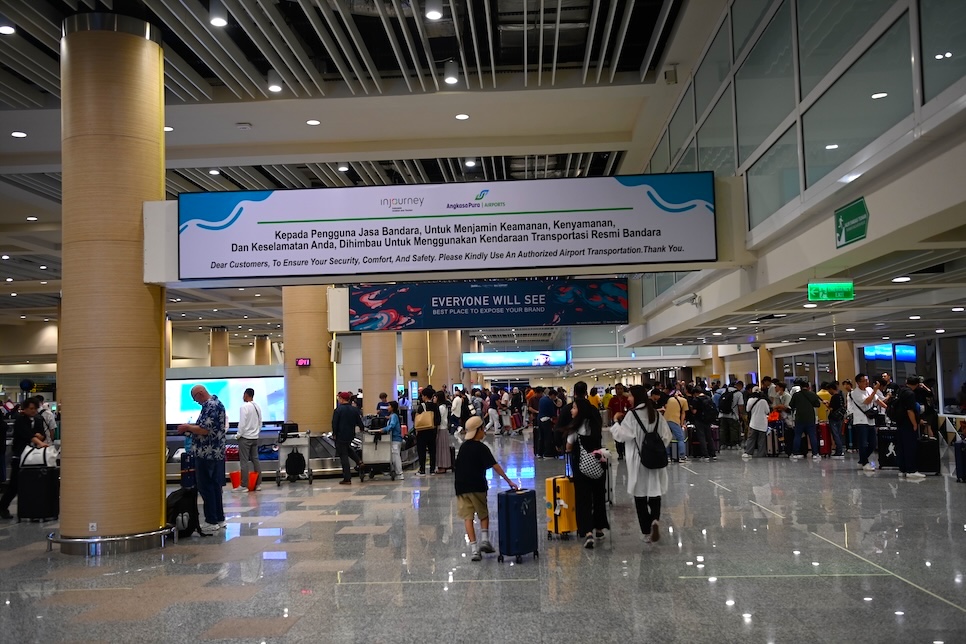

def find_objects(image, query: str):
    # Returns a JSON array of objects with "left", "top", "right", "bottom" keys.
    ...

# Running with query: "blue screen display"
[
  {"left": 894, "top": 344, "right": 916, "bottom": 362},
  {"left": 863, "top": 344, "right": 893, "bottom": 361},
  {"left": 462, "top": 351, "right": 568, "bottom": 368}
]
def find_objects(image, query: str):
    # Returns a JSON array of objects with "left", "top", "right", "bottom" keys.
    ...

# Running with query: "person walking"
[
  {"left": 611, "top": 385, "right": 672, "bottom": 543},
  {"left": 564, "top": 397, "right": 610, "bottom": 549},
  {"left": 236, "top": 387, "right": 262, "bottom": 491},
  {"left": 332, "top": 391, "right": 364, "bottom": 485},
  {"left": 413, "top": 387, "right": 440, "bottom": 476},
  {"left": 742, "top": 388, "right": 770, "bottom": 459},
  {"left": 178, "top": 385, "right": 228, "bottom": 531},
  {"left": 847, "top": 375, "right": 884, "bottom": 471}
]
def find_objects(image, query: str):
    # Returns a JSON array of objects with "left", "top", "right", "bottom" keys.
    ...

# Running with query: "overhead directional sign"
[
  {"left": 834, "top": 197, "right": 869, "bottom": 249},
  {"left": 808, "top": 281, "right": 854, "bottom": 301}
]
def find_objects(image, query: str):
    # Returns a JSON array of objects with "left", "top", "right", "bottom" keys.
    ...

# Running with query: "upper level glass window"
[
  {"left": 651, "top": 131, "right": 671, "bottom": 174},
  {"left": 698, "top": 85, "right": 736, "bottom": 178},
  {"left": 732, "top": 0, "right": 772, "bottom": 59},
  {"left": 695, "top": 21, "right": 731, "bottom": 119},
  {"left": 921, "top": 0, "right": 966, "bottom": 102},
  {"left": 669, "top": 86, "right": 695, "bottom": 161},
  {"left": 748, "top": 125, "right": 799, "bottom": 228}
]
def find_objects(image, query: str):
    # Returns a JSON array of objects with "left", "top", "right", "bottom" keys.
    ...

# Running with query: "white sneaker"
[
  {"left": 832, "top": 455, "right": 845, "bottom": 460},
  {"left": 741, "top": 453, "right": 751, "bottom": 459},
  {"left": 397, "top": 475, "right": 405, "bottom": 480},
  {"left": 812, "top": 455, "right": 822, "bottom": 461},
  {"left": 790, "top": 455, "right": 803, "bottom": 460},
  {"left": 863, "top": 463, "right": 876, "bottom": 471},
  {"left": 907, "top": 471, "right": 926, "bottom": 479},
  {"left": 201, "top": 522, "right": 220, "bottom": 533}
]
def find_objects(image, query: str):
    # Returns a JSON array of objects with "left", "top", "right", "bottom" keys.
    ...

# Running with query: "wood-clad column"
[
  {"left": 164, "top": 318, "right": 173, "bottom": 369},
  {"left": 58, "top": 14, "right": 166, "bottom": 548},
  {"left": 362, "top": 332, "right": 397, "bottom": 414},
  {"left": 711, "top": 346, "right": 725, "bottom": 380},
  {"left": 429, "top": 331, "right": 449, "bottom": 390},
  {"left": 757, "top": 347, "right": 774, "bottom": 379},
  {"left": 834, "top": 341, "right": 856, "bottom": 382},
  {"left": 210, "top": 327, "right": 229, "bottom": 366},
  {"left": 254, "top": 335, "right": 271, "bottom": 366},
  {"left": 283, "top": 286, "right": 333, "bottom": 431},
  {"left": 402, "top": 331, "right": 429, "bottom": 389},
  {"left": 448, "top": 330, "right": 462, "bottom": 389}
]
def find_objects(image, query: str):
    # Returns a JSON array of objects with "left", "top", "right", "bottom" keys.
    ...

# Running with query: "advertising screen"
[
  {"left": 863, "top": 344, "right": 893, "bottom": 361},
  {"left": 165, "top": 376, "right": 285, "bottom": 425},
  {"left": 462, "top": 351, "right": 568, "bottom": 369},
  {"left": 894, "top": 344, "right": 916, "bottom": 362}
]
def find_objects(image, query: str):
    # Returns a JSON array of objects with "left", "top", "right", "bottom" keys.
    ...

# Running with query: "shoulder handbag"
[
  {"left": 632, "top": 410, "right": 668, "bottom": 470},
  {"left": 851, "top": 391, "right": 878, "bottom": 419},
  {"left": 576, "top": 434, "right": 604, "bottom": 479},
  {"left": 414, "top": 403, "right": 435, "bottom": 431},
  {"left": 21, "top": 445, "right": 59, "bottom": 467}
]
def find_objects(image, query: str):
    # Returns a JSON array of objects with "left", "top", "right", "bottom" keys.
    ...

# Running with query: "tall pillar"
[
  {"left": 448, "top": 330, "right": 462, "bottom": 389},
  {"left": 58, "top": 14, "right": 166, "bottom": 553},
  {"left": 402, "top": 331, "right": 429, "bottom": 388},
  {"left": 711, "top": 346, "right": 725, "bottom": 380},
  {"left": 283, "top": 286, "right": 333, "bottom": 431},
  {"left": 757, "top": 346, "right": 774, "bottom": 379},
  {"left": 362, "top": 332, "right": 397, "bottom": 413},
  {"left": 209, "top": 327, "right": 229, "bottom": 366},
  {"left": 254, "top": 335, "right": 271, "bottom": 366},
  {"left": 429, "top": 330, "right": 449, "bottom": 390},
  {"left": 164, "top": 318, "right": 173, "bottom": 368},
  {"left": 833, "top": 340, "right": 856, "bottom": 381}
]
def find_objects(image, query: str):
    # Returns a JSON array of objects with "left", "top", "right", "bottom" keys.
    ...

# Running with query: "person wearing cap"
[
  {"left": 332, "top": 391, "right": 365, "bottom": 485},
  {"left": 454, "top": 416, "right": 518, "bottom": 561}
]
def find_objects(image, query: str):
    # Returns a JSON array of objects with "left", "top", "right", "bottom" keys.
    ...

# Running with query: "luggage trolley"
[
  {"left": 361, "top": 415, "right": 394, "bottom": 480},
  {"left": 276, "top": 427, "right": 313, "bottom": 486}
]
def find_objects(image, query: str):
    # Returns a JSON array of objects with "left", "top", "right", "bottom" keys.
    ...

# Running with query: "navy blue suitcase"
[{"left": 497, "top": 488, "right": 538, "bottom": 564}]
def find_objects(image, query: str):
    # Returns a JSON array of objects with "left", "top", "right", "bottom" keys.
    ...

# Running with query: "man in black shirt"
[
  {"left": 332, "top": 391, "right": 364, "bottom": 485},
  {"left": 454, "top": 416, "right": 517, "bottom": 561},
  {"left": 894, "top": 376, "right": 925, "bottom": 479},
  {"left": 0, "top": 398, "right": 47, "bottom": 519}
]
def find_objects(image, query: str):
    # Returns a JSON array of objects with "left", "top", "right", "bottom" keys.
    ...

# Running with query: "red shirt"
[{"left": 608, "top": 393, "right": 632, "bottom": 418}]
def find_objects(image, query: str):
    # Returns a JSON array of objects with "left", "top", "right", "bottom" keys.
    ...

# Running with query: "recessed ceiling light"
[
  {"left": 846, "top": 328, "right": 855, "bottom": 331},
  {"left": 10, "top": 293, "right": 16, "bottom": 296},
  {"left": 337, "top": 162, "right": 349, "bottom": 172},
  {"left": 803, "top": 303, "right": 818, "bottom": 308},
  {"left": 464, "top": 158, "right": 477, "bottom": 167},
  {"left": 163, "top": 126, "right": 174, "bottom": 132},
  {"left": 198, "top": 326, "right": 203, "bottom": 330},
  {"left": 39, "top": 265, "right": 46, "bottom": 269},
  {"left": 882, "top": 336, "right": 890, "bottom": 340},
  {"left": 750, "top": 319, "right": 760, "bottom": 324},
  {"left": 181, "top": 313, "right": 186, "bottom": 317},
  {"left": 909, "top": 315, "right": 920, "bottom": 320},
  {"left": 208, "top": 169, "right": 221, "bottom": 175},
  {"left": 455, "top": 113, "right": 470, "bottom": 120},
  {"left": 825, "top": 144, "right": 839, "bottom": 150},
  {"left": 26, "top": 216, "right": 37, "bottom": 221},
  {"left": 871, "top": 92, "right": 888, "bottom": 99},
  {"left": 952, "top": 307, "right": 964, "bottom": 312},
  {"left": 782, "top": 339, "right": 790, "bottom": 343},
  {"left": 254, "top": 294, "right": 261, "bottom": 297},
  {"left": 712, "top": 332, "right": 722, "bottom": 336},
  {"left": 213, "top": 309, "right": 218, "bottom": 312},
  {"left": 799, "top": 337, "right": 807, "bottom": 341},
  {"left": 728, "top": 326, "right": 737, "bottom": 330},
  {"left": 817, "top": 332, "right": 827, "bottom": 336},
  {"left": 40, "top": 281, "right": 46, "bottom": 284},
  {"left": 19, "top": 315, "right": 25, "bottom": 319},
  {"left": 945, "top": 52, "right": 952, "bottom": 58},
  {"left": 0, "top": 255, "right": 8, "bottom": 260},
  {"left": 306, "top": 119, "right": 321, "bottom": 126},
  {"left": 936, "top": 329, "right": 946, "bottom": 333},
  {"left": 244, "top": 315, "right": 249, "bottom": 318},
  {"left": 773, "top": 314, "right": 787, "bottom": 318},
  {"left": 936, "top": 54, "right": 944, "bottom": 60},
  {"left": 44, "top": 318, "right": 48, "bottom": 322},
  {"left": 11, "top": 131, "right": 26, "bottom": 138},
  {"left": 4, "top": 278, "right": 10, "bottom": 282},
  {"left": 892, "top": 276, "right": 911, "bottom": 283},
  {"left": 0, "top": 19, "right": 15, "bottom": 36},
  {"left": 906, "top": 333, "right": 915, "bottom": 337}
]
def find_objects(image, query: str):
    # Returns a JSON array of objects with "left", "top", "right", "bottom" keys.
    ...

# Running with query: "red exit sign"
[{"left": 296, "top": 358, "right": 311, "bottom": 367}]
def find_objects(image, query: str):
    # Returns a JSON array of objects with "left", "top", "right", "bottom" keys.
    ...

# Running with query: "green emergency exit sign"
[
  {"left": 835, "top": 197, "right": 869, "bottom": 248},
  {"left": 808, "top": 281, "right": 855, "bottom": 302}
]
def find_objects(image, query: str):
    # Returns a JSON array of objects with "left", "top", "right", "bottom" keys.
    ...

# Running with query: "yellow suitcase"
[{"left": 545, "top": 475, "right": 577, "bottom": 539}]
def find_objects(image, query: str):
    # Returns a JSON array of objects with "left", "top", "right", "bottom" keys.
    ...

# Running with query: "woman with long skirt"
[{"left": 434, "top": 391, "right": 454, "bottom": 473}]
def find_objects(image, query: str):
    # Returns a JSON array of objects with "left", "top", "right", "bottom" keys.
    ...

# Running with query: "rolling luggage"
[
  {"left": 497, "top": 488, "right": 538, "bottom": 564},
  {"left": 954, "top": 442, "right": 966, "bottom": 482},
  {"left": 877, "top": 428, "right": 898, "bottom": 469},
  {"left": 916, "top": 436, "right": 941, "bottom": 476},
  {"left": 511, "top": 412, "right": 523, "bottom": 431},
  {"left": 17, "top": 465, "right": 59, "bottom": 522},
  {"left": 180, "top": 452, "right": 196, "bottom": 488},
  {"left": 545, "top": 475, "right": 577, "bottom": 539},
  {"left": 817, "top": 423, "right": 832, "bottom": 457},
  {"left": 766, "top": 421, "right": 784, "bottom": 456},
  {"left": 539, "top": 422, "right": 559, "bottom": 458},
  {"left": 166, "top": 487, "right": 203, "bottom": 538},
  {"left": 669, "top": 440, "right": 683, "bottom": 462}
]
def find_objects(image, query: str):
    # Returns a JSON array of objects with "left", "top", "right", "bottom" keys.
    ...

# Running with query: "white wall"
[{"left": 335, "top": 334, "right": 362, "bottom": 394}]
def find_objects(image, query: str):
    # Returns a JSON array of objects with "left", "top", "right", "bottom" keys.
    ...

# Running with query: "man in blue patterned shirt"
[{"left": 178, "top": 385, "right": 227, "bottom": 532}]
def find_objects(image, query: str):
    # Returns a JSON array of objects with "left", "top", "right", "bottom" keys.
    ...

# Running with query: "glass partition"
[
  {"left": 651, "top": 130, "right": 670, "bottom": 174},
  {"left": 695, "top": 22, "right": 732, "bottom": 118},
  {"left": 920, "top": 0, "right": 966, "bottom": 102},
  {"left": 669, "top": 86, "right": 695, "bottom": 161},
  {"left": 732, "top": 0, "right": 773, "bottom": 59},
  {"left": 674, "top": 140, "right": 698, "bottom": 173},
  {"left": 698, "top": 86, "right": 736, "bottom": 177},
  {"left": 747, "top": 126, "right": 800, "bottom": 227}
]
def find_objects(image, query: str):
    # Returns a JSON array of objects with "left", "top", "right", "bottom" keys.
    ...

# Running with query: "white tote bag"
[{"left": 20, "top": 445, "right": 59, "bottom": 467}]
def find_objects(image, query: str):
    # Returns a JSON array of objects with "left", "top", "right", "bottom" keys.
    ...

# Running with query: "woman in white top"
[
  {"left": 563, "top": 396, "right": 609, "bottom": 549},
  {"left": 743, "top": 389, "right": 770, "bottom": 458},
  {"left": 611, "top": 384, "right": 672, "bottom": 543},
  {"left": 434, "top": 391, "right": 454, "bottom": 473}
]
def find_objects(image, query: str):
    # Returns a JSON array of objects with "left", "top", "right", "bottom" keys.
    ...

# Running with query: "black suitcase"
[
  {"left": 877, "top": 428, "right": 898, "bottom": 469},
  {"left": 17, "top": 465, "right": 59, "bottom": 522},
  {"left": 166, "top": 487, "right": 204, "bottom": 538},
  {"left": 954, "top": 443, "right": 966, "bottom": 482},
  {"left": 497, "top": 488, "right": 538, "bottom": 564},
  {"left": 916, "top": 437, "right": 941, "bottom": 476}
]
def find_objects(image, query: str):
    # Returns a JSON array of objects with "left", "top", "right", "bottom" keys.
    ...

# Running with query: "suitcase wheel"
[
  {"left": 515, "top": 555, "right": 522, "bottom": 564},
  {"left": 498, "top": 555, "right": 504, "bottom": 563}
]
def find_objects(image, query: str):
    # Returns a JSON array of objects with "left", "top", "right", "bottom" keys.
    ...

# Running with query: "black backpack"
[
  {"left": 717, "top": 388, "right": 735, "bottom": 414},
  {"left": 886, "top": 390, "right": 908, "bottom": 423},
  {"left": 697, "top": 396, "right": 719, "bottom": 425},
  {"left": 285, "top": 449, "right": 306, "bottom": 480},
  {"left": 166, "top": 488, "right": 205, "bottom": 538},
  {"left": 632, "top": 410, "right": 668, "bottom": 470}
]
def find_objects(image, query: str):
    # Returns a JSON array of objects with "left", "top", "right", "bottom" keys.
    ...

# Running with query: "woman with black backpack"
[{"left": 612, "top": 385, "right": 672, "bottom": 544}]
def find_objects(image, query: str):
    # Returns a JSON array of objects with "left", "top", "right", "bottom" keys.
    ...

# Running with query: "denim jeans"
[
  {"left": 195, "top": 458, "right": 225, "bottom": 525},
  {"left": 667, "top": 421, "right": 686, "bottom": 457},
  {"left": 793, "top": 422, "right": 819, "bottom": 456},
  {"left": 828, "top": 417, "right": 845, "bottom": 455},
  {"left": 853, "top": 423, "right": 875, "bottom": 465}
]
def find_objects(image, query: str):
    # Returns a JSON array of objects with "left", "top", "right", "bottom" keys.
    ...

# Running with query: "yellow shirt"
[
  {"left": 588, "top": 394, "right": 601, "bottom": 409},
  {"left": 602, "top": 393, "right": 613, "bottom": 409},
  {"left": 665, "top": 395, "right": 689, "bottom": 426},
  {"left": 816, "top": 389, "right": 831, "bottom": 422}
]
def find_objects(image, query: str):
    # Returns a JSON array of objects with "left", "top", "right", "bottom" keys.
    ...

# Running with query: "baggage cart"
[{"left": 276, "top": 430, "right": 313, "bottom": 485}]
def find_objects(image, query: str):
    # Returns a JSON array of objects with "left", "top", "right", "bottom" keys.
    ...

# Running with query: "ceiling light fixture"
[
  {"left": 209, "top": 0, "right": 228, "bottom": 27},
  {"left": 750, "top": 319, "right": 760, "bottom": 324},
  {"left": 952, "top": 307, "right": 964, "bottom": 312},
  {"left": 936, "top": 329, "right": 946, "bottom": 333},
  {"left": 444, "top": 59, "right": 459, "bottom": 85},
  {"left": 728, "top": 326, "right": 737, "bottom": 330},
  {"left": 208, "top": 168, "right": 221, "bottom": 175},
  {"left": 803, "top": 303, "right": 817, "bottom": 308},
  {"left": 11, "top": 131, "right": 26, "bottom": 138},
  {"left": 10, "top": 293, "right": 16, "bottom": 297},
  {"left": 909, "top": 315, "right": 920, "bottom": 320},
  {"left": 906, "top": 334, "right": 915, "bottom": 337},
  {"left": 846, "top": 327, "right": 855, "bottom": 332},
  {"left": 0, "top": 255, "right": 7, "bottom": 260},
  {"left": 4, "top": 278, "right": 11, "bottom": 282},
  {"left": 871, "top": 92, "right": 888, "bottom": 99},
  {"left": 0, "top": 13, "right": 15, "bottom": 35},
  {"left": 26, "top": 216, "right": 37, "bottom": 221},
  {"left": 946, "top": 52, "right": 952, "bottom": 58},
  {"left": 306, "top": 119, "right": 321, "bottom": 126},
  {"left": 936, "top": 54, "right": 944, "bottom": 60},
  {"left": 337, "top": 162, "right": 349, "bottom": 172},
  {"left": 455, "top": 113, "right": 470, "bottom": 120},
  {"left": 464, "top": 158, "right": 477, "bottom": 168},
  {"left": 712, "top": 332, "right": 722, "bottom": 336},
  {"left": 425, "top": 0, "right": 443, "bottom": 21},
  {"left": 817, "top": 332, "right": 827, "bottom": 337},
  {"left": 825, "top": 144, "right": 839, "bottom": 150},
  {"left": 266, "top": 69, "right": 283, "bottom": 93},
  {"left": 163, "top": 126, "right": 174, "bottom": 132},
  {"left": 892, "top": 276, "right": 911, "bottom": 283}
]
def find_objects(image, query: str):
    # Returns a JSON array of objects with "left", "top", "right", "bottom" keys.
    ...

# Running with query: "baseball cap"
[
  {"left": 464, "top": 416, "right": 484, "bottom": 440},
  {"left": 338, "top": 391, "right": 353, "bottom": 400}
]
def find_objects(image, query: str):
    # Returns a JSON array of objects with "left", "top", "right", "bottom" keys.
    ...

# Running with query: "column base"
[{"left": 48, "top": 525, "right": 176, "bottom": 556}]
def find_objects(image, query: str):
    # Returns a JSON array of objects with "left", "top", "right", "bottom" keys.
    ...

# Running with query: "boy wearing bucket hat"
[{"left": 455, "top": 416, "right": 517, "bottom": 561}]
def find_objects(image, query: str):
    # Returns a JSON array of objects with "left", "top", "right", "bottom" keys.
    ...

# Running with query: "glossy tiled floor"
[{"left": 1, "top": 432, "right": 965, "bottom": 643}]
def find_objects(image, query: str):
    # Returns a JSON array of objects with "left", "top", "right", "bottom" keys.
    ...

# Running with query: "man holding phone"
[{"left": 847, "top": 374, "right": 887, "bottom": 471}]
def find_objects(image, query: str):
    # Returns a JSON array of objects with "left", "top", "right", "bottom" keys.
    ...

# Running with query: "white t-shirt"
[
  {"left": 848, "top": 387, "right": 874, "bottom": 426},
  {"left": 746, "top": 396, "right": 770, "bottom": 432},
  {"left": 237, "top": 400, "right": 262, "bottom": 439}
]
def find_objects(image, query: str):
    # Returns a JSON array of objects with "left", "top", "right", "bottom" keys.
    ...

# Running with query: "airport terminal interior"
[{"left": 2, "top": 0, "right": 966, "bottom": 641}]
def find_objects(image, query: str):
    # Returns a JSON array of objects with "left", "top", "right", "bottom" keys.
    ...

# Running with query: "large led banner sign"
[
  {"left": 349, "top": 278, "right": 628, "bottom": 331},
  {"left": 177, "top": 173, "right": 716, "bottom": 280},
  {"left": 462, "top": 351, "right": 568, "bottom": 369}
]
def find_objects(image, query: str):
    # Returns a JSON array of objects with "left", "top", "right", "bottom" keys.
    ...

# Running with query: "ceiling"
[{"left": 0, "top": 0, "right": 731, "bottom": 348}]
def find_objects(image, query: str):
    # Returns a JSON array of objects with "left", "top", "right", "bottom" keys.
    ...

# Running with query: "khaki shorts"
[{"left": 457, "top": 492, "right": 489, "bottom": 520}]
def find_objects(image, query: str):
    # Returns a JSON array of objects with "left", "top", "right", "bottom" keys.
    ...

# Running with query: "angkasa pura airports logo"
[{"left": 448, "top": 189, "right": 504, "bottom": 210}]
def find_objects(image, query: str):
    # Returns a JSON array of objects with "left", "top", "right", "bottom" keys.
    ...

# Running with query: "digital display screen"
[
  {"left": 462, "top": 351, "right": 568, "bottom": 368},
  {"left": 894, "top": 344, "right": 916, "bottom": 362},
  {"left": 863, "top": 344, "right": 893, "bottom": 361},
  {"left": 296, "top": 358, "right": 311, "bottom": 366},
  {"left": 165, "top": 377, "right": 285, "bottom": 425}
]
